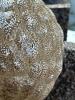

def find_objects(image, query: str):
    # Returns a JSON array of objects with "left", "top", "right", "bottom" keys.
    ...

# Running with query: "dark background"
[{"left": 43, "top": 0, "right": 63, "bottom": 4}]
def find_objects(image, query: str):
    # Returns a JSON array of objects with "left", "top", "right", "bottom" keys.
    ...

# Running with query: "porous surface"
[{"left": 0, "top": 0, "right": 63, "bottom": 100}]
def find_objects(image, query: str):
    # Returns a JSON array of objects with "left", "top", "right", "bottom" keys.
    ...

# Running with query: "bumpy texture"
[{"left": 0, "top": 0, "right": 63, "bottom": 100}]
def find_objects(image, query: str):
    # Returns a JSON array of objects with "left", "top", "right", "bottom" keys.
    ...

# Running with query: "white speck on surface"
[
  {"left": 48, "top": 75, "right": 54, "bottom": 80},
  {"left": 4, "top": 11, "right": 14, "bottom": 19},
  {"left": 43, "top": 27, "right": 48, "bottom": 33},
  {"left": 17, "top": 0, "right": 28, "bottom": 5},
  {"left": 32, "top": 61, "right": 48, "bottom": 76},
  {"left": 14, "top": 76, "right": 34, "bottom": 87},
  {"left": 26, "top": 43, "right": 38, "bottom": 56},
  {"left": 44, "top": 16, "right": 48, "bottom": 20},
  {"left": 27, "top": 16, "right": 33, "bottom": 26},
  {"left": 0, "top": 62, "right": 6, "bottom": 69},
  {"left": 9, "top": 44, "right": 16, "bottom": 53},
  {"left": 14, "top": 60, "right": 21, "bottom": 67},
  {"left": 0, "top": 46, "right": 10, "bottom": 56},
  {"left": 51, "top": 75, "right": 54, "bottom": 79},
  {"left": 22, "top": 12, "right": 25, "bottom": 16},
  {"left": 32, "top": 62, "right": 42, "bottom": 74},
  {"left": 37, "top": 26, "right": 48, "bottom": 35},
  {"left": 5, "top": 49, "right": 10, "bottom": 56},
  {"left": 20, "top": 33, "right": 38, "bottom": 57},
  {"left": 0, "top": 11, "right": 16, "bottom": 33},
  {"left": 38, "top": 85, "right": 43, "bottom": 92},
  {"left": 44, "top": 42, "right": 52, "bottom": 51},
  {"left": 0, "top": 0, "right": 14, "bottom": 9}
]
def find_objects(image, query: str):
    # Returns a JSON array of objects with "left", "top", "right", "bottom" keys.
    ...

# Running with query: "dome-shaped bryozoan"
[{"left": 0, "top": 0, "right": 63, "bottom": 100}]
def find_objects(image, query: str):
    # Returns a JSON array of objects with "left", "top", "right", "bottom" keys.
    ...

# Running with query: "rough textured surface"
[
  {"left": 0, "top": 0, "right": 63, "bottom": 100},
  {"left": 45, "top": 42, "right": 75, "bottom": 100}
]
